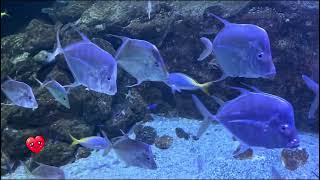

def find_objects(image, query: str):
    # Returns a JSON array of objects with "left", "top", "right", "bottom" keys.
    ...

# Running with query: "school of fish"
[{"left": 1, "top": 11, "right": 318, "bottom": 176}]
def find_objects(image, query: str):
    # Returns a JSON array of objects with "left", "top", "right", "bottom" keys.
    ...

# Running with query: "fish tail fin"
[
  {"left": 207, "top": 13, "right": 230, "bottom": 26},
  {"left": 32, "top": 76, "right": 44, "bottom": 88},
  {"left": 20, "top": 160, "right": 32, "bottom": 176},
  {"left": 200, "top": 81, "right": 214, "bottom": 95},
  {"left": 302, "top": 74, "right": 318, "bottom": 94},
  {"left": 192, "top": 94, "right": 216, "bottom": 122},
  {"left": 99, "top": 129, "right": 113, "bottom": 156},
  {"left": 46, "top": 24, "right": 63, "bottom": 64},
  {"left": 69, "top": 133, "right": 79, "bottom": 146}
]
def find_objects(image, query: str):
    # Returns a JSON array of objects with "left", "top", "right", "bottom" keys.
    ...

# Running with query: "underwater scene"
[{"left": 1, "top": 0, "right": 319, "bottom": 179}]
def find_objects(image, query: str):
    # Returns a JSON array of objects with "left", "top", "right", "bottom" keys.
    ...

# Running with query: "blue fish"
[
  {"left": 1, "top": 76, "right": 38, "bottom": 110},
  {"left": 192, "top": 86, "right": 299, "bottom": 154},
  {"left": 147, "top": 103, "right": 158, "bottom": 110},
  {"left": 69, "top": 133, "right": 111, "bottom": 152},
  {"left": 302, "top": 74, "right": 319, "bottom": 120},
  {"left": 47, "top": 25, "right": 117, "bottom": 95},
  {"left": 198, "top": 13, "right": 276, "bottom": 81},
  {"left": 165, "top": 72, "right": 213, "bottom": 95}
]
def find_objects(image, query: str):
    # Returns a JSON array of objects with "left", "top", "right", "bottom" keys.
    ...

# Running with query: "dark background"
[{"left": 1, "top": 0, "right": 53, "bottom": 37}]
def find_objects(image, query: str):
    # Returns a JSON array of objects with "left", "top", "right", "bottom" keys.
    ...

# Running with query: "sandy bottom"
[{"left": 2, "top": 115, "right": 319, "bottom": 179}]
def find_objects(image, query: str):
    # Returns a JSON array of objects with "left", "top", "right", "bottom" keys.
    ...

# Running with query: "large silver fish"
[
  {"left": 1, "top": 76, "right": 38, "bottom": 110},
  {"left": 47, "top": 25, "right": 117, "bottom": 95},
  {"left": 192, "top": 85, "right": 299, "bottom": 155},
  {"left": 108, "top": 34, "right": 169, "bottom": 87},
  {"left": 198, "top": 14, "right": 276, "bottom": 81}
]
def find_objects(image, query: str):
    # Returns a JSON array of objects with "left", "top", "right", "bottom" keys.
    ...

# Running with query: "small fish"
[
  {"left": 147, "top": 0, "right": 152, "bottom": 20},
  {"left": 165, "top": 72, "right": 213, "bottom": 95},
  {"left": 48, "top": 24, "right": 117, "bottom": 95},
  {"left": 302, "top": 74, "right": 319, "bottom": 120},
  {"left": 69, "top": 133, "right": 110, "bottom": 150},
  {"left": 1, "top": 76, "right": 38, "bottom": 110},
  {"left": 1, "top": 11, "right": 10, "bottom": 18},
  {"left": 191, "top": 85, "right": 299, "bottom": 154},
  {"left": 147, "top": 103, "right": 158, "bottom": 110},
  {"left": 21, "top": 159, "right": 65, "bottom": 179},
  {"left": 33, "top": 76, "right": 70, "bottom": 109},
  {"left": 108, "top": 130, "right": 157, "bottom": 170},
  {"left": 106, "top": 34, "right": 169, "bottom": 87},
  {"left": 198, "top": 13, "right": 276, "bottom": 81},
  {"left": 271, "top": 166, "right": 285, "bottom": 179}
]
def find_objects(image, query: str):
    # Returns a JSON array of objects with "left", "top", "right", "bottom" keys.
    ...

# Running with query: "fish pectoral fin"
[
  {"left": 102, "top": 146, "right": 112, "bottom": 157},
  {"left": 197, "top": 37, "right": 213, "bottom": 61},
  {"left": 196, "top": 119, "right": 211, "bottom": 139},
  {"left": 1, "top": 103, "right": 15, "bottom": 106},
  {"left": 126, "top": 80, "right": 143, "bottom": 88},
  {"left": 233, "top": 143, "right": 250, "bottom": 157}
]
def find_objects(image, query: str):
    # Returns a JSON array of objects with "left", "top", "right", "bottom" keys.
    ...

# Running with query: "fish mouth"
[
  {"left": 286, "top": 138, "right": 299, "bottom": 148},
  {"left": 264, "top": 71, "right": 276, "bottom": 79}
]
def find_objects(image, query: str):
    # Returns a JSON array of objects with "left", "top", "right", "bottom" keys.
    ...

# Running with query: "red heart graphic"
[{"left": 26, "top": 136, "right": 45, "bottom": 154}]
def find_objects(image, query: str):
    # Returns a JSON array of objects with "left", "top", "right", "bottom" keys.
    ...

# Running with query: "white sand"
[{"left": 2, "top": 115, "right": 319, "bottom": 179}]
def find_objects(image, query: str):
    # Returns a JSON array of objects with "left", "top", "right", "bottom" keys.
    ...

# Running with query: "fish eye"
[
  {"left": 107, "top": 77, "right": 111, "bottom": 81},
  {"left": 280, "top": 124, "right": 288, "bottom": 132},
  {"left": 28, "top": 96, "right": 32, "bottom": 100},
  {"left": 257, "top": 52, "right": 264, "bottom": 59}
]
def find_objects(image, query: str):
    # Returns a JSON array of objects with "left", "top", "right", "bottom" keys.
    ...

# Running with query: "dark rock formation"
[
  {"left": 134, "top": 125, "right": 157, "bottom": 145},
  {"left": 233, "top": 145, "right": 254, "bottom": 160}
]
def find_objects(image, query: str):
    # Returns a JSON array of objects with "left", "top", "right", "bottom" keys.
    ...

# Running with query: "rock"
[
  {"left": 155, "top": 135, "right": 173, "bottom": 149},
  {"left": 233, "top": 145, "right": 253, "bottom": 160},
  {"left": 42, "top": 1, "right": 94, "bottom": 23},
  {"left": 49, "top": 117, "right": 95, "bottom": 143},
  {"left": 33, "top": 140, "right": 76, "bottom": 166},
  {"left": 75, "top": 147, "right": 91, "bottom": 160},
  {"left": 134, "top": 125, "right": 157, "bottom": 145},
  {"left": 175, "top": 127, "right": 190, "bottom": 140},
  {"left": 281, "top": 148, "right": 309, "bottom": 171}
]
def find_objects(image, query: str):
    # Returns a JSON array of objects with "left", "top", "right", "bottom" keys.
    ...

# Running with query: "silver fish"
[
  {"left": 1, "top": 76, "right": 38, "bottom": 110},
  {"left": 192, "top": 85, "right": 299, "bottom": 155},
  {"left": 198, "top": 13, "right": 276, "bottom": 81},
  {"left": 22, "top": 160, "right": 65, "bottom": 179},
  {"left": 107, "top": 34, "right": 169, "bottom": 87},
  {"left": 47, "top": 25, "right": 117, "bottom": 95},
  {"left": 111, "top": 131, "right": 157, "bottom": 170},
  {"left": 302, "top": 74, "right": 319, "bottom": 120},
  {"left": 34, "top": 76, "right": 70, "bottom": 109},
  {"left": 69, "top": 133, "right": 110, "bottom": 150}
]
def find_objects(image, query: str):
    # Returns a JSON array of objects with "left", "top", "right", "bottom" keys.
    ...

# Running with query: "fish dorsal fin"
[
  {"left": 105, "top": 34, "right": 130, "bottom": 43},
  {"left": 207, "top": 13, "right": 231, "bottom": 26},
  {"left": 227, "top": 85, "right": 251, "bottom": 95},
  {"left": 6, "top": 76, "right": 13, "bottom": 81},
  {"left": 302, "top": 74, "right": 319, "bottom": 94},
  {"left": 74, "top": 27, "right": 91, "bottom": 43},
  {"left": 240, "top": 82, "right": 263, "bottom": 93}
]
